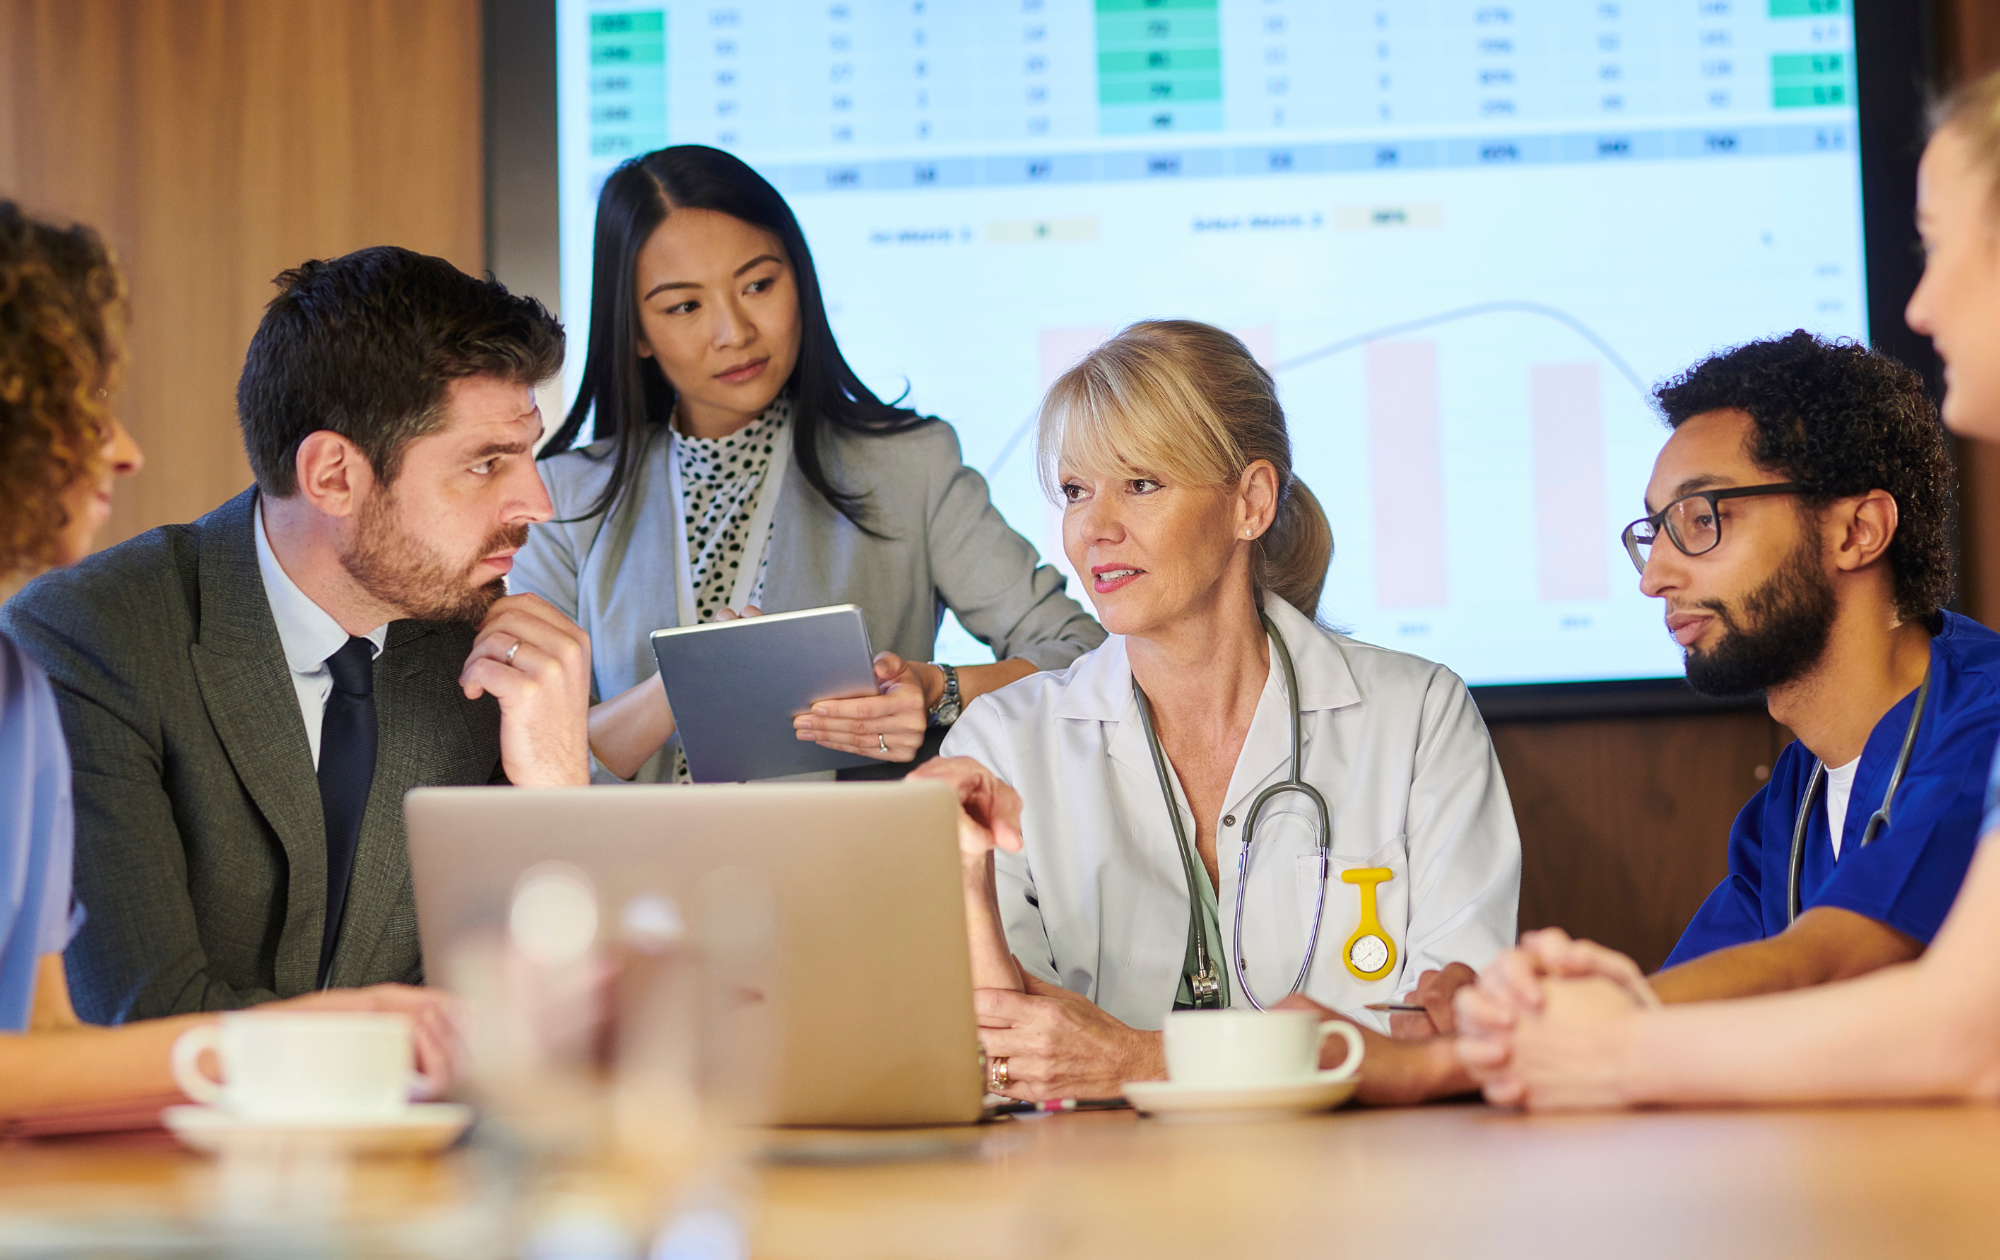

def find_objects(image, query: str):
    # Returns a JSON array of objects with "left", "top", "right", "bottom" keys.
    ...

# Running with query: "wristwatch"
[{"left": 929, "top": 662, "right": 963, "bottom": 727}]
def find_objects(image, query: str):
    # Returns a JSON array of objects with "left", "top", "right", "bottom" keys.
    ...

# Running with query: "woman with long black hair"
[{"left": 516, "top": 146, "right": 1104, "bottom": 782}]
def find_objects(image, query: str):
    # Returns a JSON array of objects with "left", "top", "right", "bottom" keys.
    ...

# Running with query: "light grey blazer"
[{"left": 514, "top": 417, "right": 1105, "bottom": 781}]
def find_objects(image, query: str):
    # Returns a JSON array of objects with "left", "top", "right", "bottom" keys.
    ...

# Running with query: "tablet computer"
[{"left": 650, "top": 604, "right": 880, "bottom": 782}]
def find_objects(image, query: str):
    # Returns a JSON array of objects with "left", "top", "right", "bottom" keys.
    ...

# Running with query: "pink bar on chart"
[
  {"left": 1230, "top": 325, "right": 1275, "bottom": 367},
  {"left": 1039, "top": 326, "right": 1110, "bottom": 388},
  {"left": 1367, "top": 341, "right": 1448, "bottom": 607},
  {"left": 1529, "top": 363, "right": 1609, "bottom": 601}
]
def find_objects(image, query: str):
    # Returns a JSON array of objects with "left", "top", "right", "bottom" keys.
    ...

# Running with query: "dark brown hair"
[{"left": 237, "top": 246, "right": 563, "bottom": 496}]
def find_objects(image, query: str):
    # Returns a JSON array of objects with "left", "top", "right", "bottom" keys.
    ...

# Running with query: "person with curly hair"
[
  {"left": 0, "top": 202, "right": 141, "bottom": 598},
  {"left": 1451, "top": 66, "right": 2000, "bottom": 1111},
  {"left": 0, "top": 204, "right": 454, "bottom": 1118}
]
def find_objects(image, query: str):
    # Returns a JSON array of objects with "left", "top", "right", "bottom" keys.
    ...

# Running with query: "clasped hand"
[{"left": 1452, "top": 926, "right": 1659, "bottom": 1110}]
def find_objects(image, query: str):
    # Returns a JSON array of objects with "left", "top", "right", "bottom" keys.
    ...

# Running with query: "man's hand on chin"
[
  {"left": 1272, "top": 994, "right": 1477, "bottom": 1107},
  {"left": 459, "top": 592, "right": 592, "bottom": 787}
]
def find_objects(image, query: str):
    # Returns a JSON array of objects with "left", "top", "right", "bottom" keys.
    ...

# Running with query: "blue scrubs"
[{"left": 1666, "top": 610, "right": 2000, "bottom": 967}]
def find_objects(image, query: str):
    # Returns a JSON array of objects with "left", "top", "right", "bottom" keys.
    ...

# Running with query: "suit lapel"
[{"left": 187, "top": 490, "right": 327, "bottom": 995}]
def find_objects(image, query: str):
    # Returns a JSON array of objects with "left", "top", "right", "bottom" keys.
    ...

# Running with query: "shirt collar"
[
  {"left": 253, "top": 499, "right": 387, "bottom": 675},
  {"left": 1053, "top": 595, "right": 1361, "bottom": 722}
]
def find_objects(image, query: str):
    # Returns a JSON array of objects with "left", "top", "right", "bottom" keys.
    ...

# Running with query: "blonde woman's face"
[
  {"left": 1908, "top": 127, "right": 2000, "bottom": 440},
  {"left": 52, "top": 411, "right": 143, "bottom": 567},
  {"left": 1057, "top": 457, "right": 1277, "bottom": 638}
]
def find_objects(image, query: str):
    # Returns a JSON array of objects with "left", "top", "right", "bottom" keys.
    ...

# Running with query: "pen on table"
[
  {"left": 990, "top": 1097, "right": 1132, "bottom": 1115},
  {"left": 1364, "top": 1002, "right": 1430, "bottom": 1013}
]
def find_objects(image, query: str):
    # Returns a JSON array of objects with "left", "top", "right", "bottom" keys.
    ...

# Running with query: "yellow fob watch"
[{"left": 1340, "top": 867, "right": 1397, "bottom": 982}]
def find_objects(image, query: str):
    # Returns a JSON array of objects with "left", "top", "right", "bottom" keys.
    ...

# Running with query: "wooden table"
[{"left": 3, "top": 1102, "right": 2000, "bottom": 1258}]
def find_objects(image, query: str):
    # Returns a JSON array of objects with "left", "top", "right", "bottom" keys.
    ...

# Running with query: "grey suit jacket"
[
  {"left": 515, "top": 418, "right": 1104, "bottom": 782},
  {"left": 0, "top": 489, "right": 502, "bottom": 1021}
]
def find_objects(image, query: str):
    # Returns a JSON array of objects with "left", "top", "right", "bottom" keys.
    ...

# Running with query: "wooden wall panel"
[
  {"left": 1494, "top": 712, "right": 1784, "bottom": 974},
  {"left": 0, "top": 0, "right": 482, "bottom": 550}
]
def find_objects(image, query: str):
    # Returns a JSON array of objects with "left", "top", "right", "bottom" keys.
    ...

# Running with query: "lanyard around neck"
[{"left": 664, "top": 418, "right": 793, "bottom": 627}]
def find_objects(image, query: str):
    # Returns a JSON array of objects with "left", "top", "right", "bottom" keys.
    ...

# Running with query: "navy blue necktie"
[{"left": 317, "top": 635, "right": 378, "bottom": 986}]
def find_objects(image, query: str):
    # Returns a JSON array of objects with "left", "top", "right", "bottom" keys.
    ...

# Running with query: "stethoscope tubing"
[
  {"left": 1785, "top": 663, "right": 1931, "bottom": 925},
  {"left": 1133, "top": 610, "right": 1333, "bottom": 1012}
]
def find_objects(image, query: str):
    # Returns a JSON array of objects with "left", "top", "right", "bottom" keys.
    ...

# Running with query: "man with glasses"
[{"left": 1603, "top": 331, "right": 2000, "bottom": 1003}]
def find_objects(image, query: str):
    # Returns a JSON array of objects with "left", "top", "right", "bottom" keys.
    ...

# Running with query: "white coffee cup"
[
  {"left": 1162, "top": 1009, "right": 1365, "bottom": 1087},
  {"left": 171, "top": 1012, "right": 423, "bottom": 1121}
]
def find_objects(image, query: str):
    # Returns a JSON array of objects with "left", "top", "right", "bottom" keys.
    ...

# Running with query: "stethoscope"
[
  {"left": 1132, "top": 612, "right": 1339, "bottom": 1011},
  {"left": 1784, "top": 664, "right": 1931, "bottom": 925}
]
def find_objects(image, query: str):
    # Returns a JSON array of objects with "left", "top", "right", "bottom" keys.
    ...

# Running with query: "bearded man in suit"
[{"left": 1, "top": 245, "right": 592, "bottom": 1020}]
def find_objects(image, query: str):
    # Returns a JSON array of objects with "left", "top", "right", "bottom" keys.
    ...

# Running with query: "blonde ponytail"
[{"left": 1037, "top": 319, "right": 1334, "bottom": 619}]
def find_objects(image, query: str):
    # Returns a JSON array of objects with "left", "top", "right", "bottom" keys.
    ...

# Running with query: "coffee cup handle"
[
  {"left": 1315, "top": 1020, "right": 1366, "bottom": 1081},
  {"left": 170, "top": 1025, "right": 228, "bottom": 1106}
]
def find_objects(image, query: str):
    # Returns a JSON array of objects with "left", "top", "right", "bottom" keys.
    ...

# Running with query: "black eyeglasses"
[{"left": 1620, "top": 483, "right": 1801, "bottom": 574}]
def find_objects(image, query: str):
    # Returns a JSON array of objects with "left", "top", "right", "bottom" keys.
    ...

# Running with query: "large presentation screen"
[{"left": 555, "top": 0, "right": 1864, "bottom": 688}]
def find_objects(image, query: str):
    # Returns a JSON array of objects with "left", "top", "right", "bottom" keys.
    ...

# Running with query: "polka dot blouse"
[{"left": 670, "top": 395, "right": 790, "bottom": 781}]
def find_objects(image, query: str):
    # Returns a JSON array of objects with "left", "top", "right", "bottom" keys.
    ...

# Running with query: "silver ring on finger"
[
  {"left": 878, "top": 733, "right": 890, "bottom": 755},
  {"left": 504, "top": 638, "right": 522, "bottom": 665}
]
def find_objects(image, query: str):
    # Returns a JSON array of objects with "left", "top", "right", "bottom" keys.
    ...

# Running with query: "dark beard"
[
  {"left": 341, "top": 487, "right": 525, "bottom": 624},
  {"left": 1683, "top": 531, "right": 1838, "bottom": 700}
]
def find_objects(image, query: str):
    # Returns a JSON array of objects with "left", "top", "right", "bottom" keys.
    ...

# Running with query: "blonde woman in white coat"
[{"left": 915, "top": 320, "right": 1521, "bottom": 1104}]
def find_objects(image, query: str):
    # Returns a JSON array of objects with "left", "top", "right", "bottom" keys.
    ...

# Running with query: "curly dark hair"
[
  {"left": 1655, "top": 330, "right": 1953, "bottom": 627},
  {"left": 0, "top": 202, "right": 125, "bottom": 575}
]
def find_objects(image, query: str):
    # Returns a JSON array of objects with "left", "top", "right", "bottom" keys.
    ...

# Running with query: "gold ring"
[{"left": 987, "top": 1055, "right": 1010, "bottom": 1093}]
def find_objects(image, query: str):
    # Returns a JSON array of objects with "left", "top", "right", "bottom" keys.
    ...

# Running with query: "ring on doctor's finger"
[
  {"left": 987, "top": 1056, "right": 1010, "bottom": 1093},
  {"left": 503, "top": 638, "right": 522, "bottom": 666},
  {"left": 878, "top": 733, "right": 890, "bottom": 755}
]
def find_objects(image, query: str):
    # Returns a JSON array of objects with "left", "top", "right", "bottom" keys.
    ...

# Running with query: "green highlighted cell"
[
  {"left": 1769, "top": 0, "right": 1843, "bottom": 14},
  {"left": 591, "top": 11, "right": 662, "bottom": 34},
  {"left": 589, "top": 9, "right": 666, "bottom": 159},
  {"left": 1096, "top": 0, "right": 1220, "bottom": 134},
  {"left": 1771, "top": 47, "right": 1851, "bottom": 110},
  {"left": 1771, "top": 53, "right": 1846, "bottom": 77},
  {"left": 1099, "top": 47, "right": 1221, "bottom": 74},
  {"left": 1095, "top": 13, "right": 1221, "bottom": 44},
  {"left": 1095, "top": 0, "right": 1216, "bottom": 11},
  {"left": 1774, "top": 83, "right": 1848, "bottom": 107}
]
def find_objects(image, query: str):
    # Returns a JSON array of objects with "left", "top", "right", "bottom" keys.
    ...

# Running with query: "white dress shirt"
[
  {"left": 253, "top": 504, "right": 387, "bottom": 768},
  {"left": 941, "top": 596, "right": 1522, "bottom": 1033}
]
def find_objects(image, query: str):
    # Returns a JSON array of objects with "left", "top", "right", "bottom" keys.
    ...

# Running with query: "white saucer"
[
  {"left": 1121, "top": 1073, "right": 1359, "bottom": 1121},
  {"left": 163, "top": 1103, "right": 474, "bottom": 1156}
]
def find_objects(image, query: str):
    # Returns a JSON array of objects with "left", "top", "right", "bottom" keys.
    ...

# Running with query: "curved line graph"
[
  {"left": 983, "top": 300, "right": 1651, "bottom": 482},
  {"left": 1271, "top": 300, "right": 1650, "bottom": 398}
]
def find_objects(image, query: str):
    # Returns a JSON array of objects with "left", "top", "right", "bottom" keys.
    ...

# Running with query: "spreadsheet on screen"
[{"left": 556, "top": 0, "right": 1862, "bottom": 687}]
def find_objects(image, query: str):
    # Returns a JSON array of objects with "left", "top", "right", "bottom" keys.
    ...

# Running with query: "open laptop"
[{"left": 405, "top": 781, "right": 985, "bottom": 1127}]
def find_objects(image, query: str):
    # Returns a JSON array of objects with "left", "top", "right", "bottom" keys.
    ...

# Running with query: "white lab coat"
[{"left": 940, "top": 596, "right": 1521, "bottom": 1032}]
